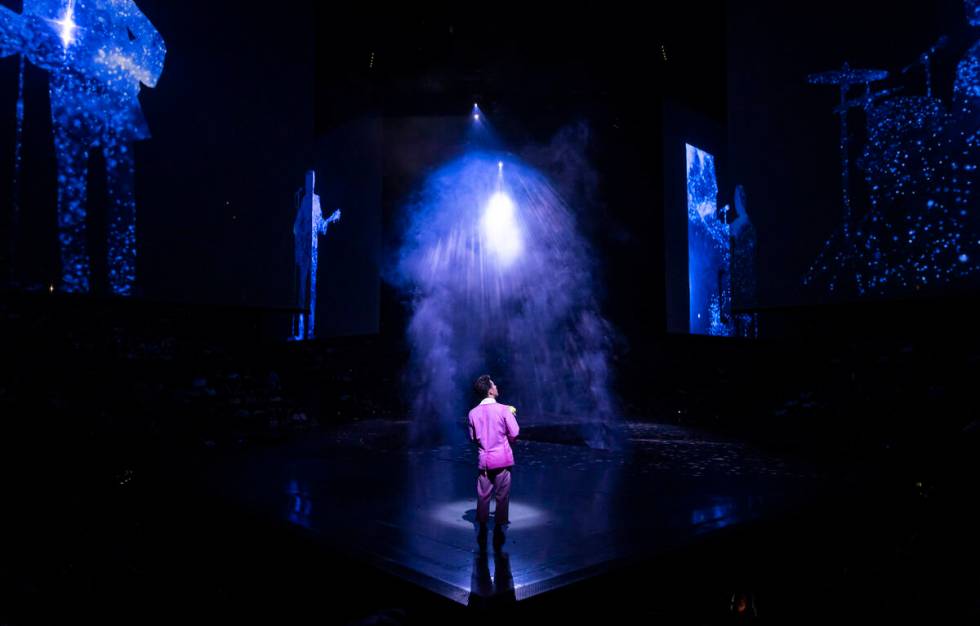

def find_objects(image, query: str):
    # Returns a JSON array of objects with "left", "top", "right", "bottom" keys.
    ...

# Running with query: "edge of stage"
[{"left": 181, "top": 418, "right": 828, "bottom": 607}]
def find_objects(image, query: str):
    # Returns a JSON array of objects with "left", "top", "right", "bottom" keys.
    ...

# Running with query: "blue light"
[
  {"left": 691, "top": 498, "right": 736, "bottom": 530},
  {"left": 291, "top": 171, "right": 341, "bottom": 341},
  {"left": 686, "top": 144, "right": 733, "bottom": 336},
  {"left": 0, "top": 0, "right": 167, "bottom": 295},
  {"left": 50, "top": 0, "right": 77, "bottom": 49},
  {"left": 481, "top": 191, "right": 522, "bottom": 266},
  {"left": 285, "top": 480, "right": 313, "bottom": 529}
]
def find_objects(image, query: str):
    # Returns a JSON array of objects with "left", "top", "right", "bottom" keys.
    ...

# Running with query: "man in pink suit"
[{"left": 468, "top": 375, "right": 520, "bottom": 550}]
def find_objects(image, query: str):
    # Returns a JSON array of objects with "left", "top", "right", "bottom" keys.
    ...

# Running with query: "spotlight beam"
[{"left": 481, "top": 191, "right": 522, "bottom": 266}]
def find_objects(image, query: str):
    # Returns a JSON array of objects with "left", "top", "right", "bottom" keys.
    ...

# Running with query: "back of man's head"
[{"left": 474, "top": 374, "right": 493, "bottom": 398}]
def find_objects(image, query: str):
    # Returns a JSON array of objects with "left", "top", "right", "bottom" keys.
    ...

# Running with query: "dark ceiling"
[{"left": 314, "top": 7, "right": 726, "bottom": 130}]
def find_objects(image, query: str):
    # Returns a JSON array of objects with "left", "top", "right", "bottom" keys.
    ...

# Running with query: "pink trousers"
[{"left": 476, "top": 467, "right": 511, "bottom": 526}]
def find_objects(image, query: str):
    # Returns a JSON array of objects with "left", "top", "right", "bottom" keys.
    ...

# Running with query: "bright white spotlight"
[
  {"left": 473, "top": 113, "right": 480, "bottom": 121},
  {"left": 481, "top": 192, "right": 523, "bottom": 266},
  {"left": 51, "top": 0, "right": 79, "bottom": 49},
  {"left": 431, "top": 500, "right": 548, "bottom": 529},
  {"left": 498, "top": 161, "right": 504, "bottom": 171}
]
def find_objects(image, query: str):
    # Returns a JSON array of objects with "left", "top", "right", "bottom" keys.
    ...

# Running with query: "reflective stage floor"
[{"left": 194, "top": 420, "right": 823, "bottom": 607}]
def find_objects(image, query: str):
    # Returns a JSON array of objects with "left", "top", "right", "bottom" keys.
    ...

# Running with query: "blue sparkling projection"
[
  {"left": 0, "top": 0, "right": 166, "bottom": 295},
  {"left": 686, "top": 144, "right": 733, "bottom": 336},
  {"left": 291, "top": 170, "right": 341, "bottom": 341},
  {"left": 804, "top": 0, "right": 980, "bottom": 296}
]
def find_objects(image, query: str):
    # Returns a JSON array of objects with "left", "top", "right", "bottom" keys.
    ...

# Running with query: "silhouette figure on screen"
[{"left": 291, "top": 170, "right": 341, "bottom": 340}]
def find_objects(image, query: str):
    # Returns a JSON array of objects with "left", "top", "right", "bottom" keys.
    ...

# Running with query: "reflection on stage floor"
[{"left": 196, "top": 420, "right": 822, "bottom": 606}]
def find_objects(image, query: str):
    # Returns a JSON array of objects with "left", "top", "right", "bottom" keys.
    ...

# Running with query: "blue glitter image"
[
  {"left": 804, "top": 0, "right": 980, "bottom": 296},
  {"left": 686, "top": 144, "right": 733, "bottom": 336},
  {"left": 0, "top": 0, "right": 166, "bottom": 295}
]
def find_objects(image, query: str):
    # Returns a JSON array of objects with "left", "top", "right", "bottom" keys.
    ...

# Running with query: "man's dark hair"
[{"left": 474, "top": 375, "right": 493, "bottom": 398}]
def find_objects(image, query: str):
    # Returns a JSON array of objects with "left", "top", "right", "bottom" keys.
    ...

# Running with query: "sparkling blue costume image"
[{"left": 0, "top": 0, "right": 166, "bottom": 295}]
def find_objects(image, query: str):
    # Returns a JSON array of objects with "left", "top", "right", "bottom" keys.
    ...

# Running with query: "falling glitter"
[{"left": 392, "top": 152, "right": 617, "bottom": 448}]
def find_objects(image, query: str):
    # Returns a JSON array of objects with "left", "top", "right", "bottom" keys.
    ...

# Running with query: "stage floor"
[{"left": 194, "top": 420, "right": 822, "bottom": 606}]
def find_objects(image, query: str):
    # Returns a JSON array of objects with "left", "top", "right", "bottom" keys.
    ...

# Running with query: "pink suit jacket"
[{"left": 467, "top": 401, "right": 520, "bottom": 470}]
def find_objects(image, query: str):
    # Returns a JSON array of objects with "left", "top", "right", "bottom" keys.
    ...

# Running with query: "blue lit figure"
[
  {"left": 0, "top": 1, "right": 166, "bottom": 294},
  {"left": 291, "top": 171, "right": 340, "bottom": 341}
]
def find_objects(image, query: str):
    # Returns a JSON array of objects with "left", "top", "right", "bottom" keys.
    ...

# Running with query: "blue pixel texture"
[
  {"left": 0, "top": 0, "right": 166, "bottom": 295},
  {"left": 686, "top": 144, "right": 733, "bottom": 337},
  {"left": 967, "top": 0, "right": 980, "bottom": 28},
  {"left": 804, "top": 2, "right": 980, "bottom": 296}
]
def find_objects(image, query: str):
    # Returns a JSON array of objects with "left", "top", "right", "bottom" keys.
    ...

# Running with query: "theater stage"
[{"left": 191, "top": 418, "right": 822, "bottom": 607}]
